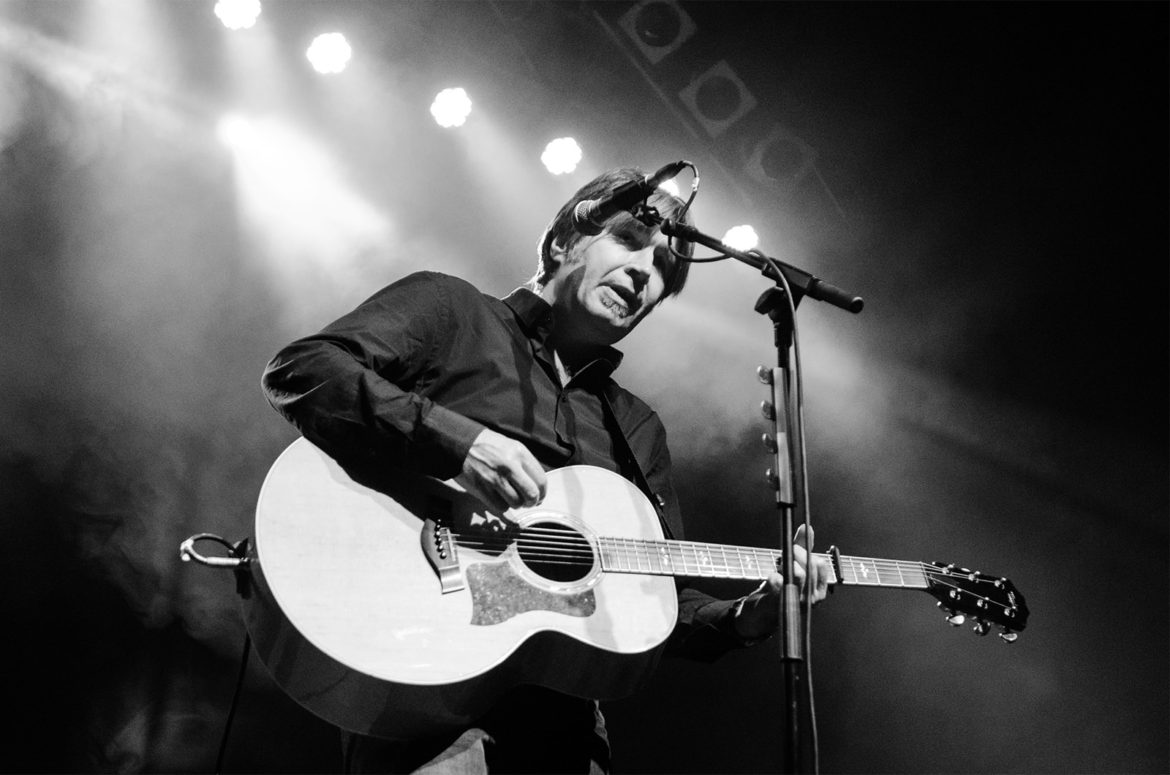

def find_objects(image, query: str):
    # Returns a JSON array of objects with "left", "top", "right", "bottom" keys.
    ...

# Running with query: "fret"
[
  {"left": 630, "top": 537, "right": 647, "bottom": 573},
  {"left": 900, "top": 561, "right": 929, "bottom": 589},
  {"left": 818, "top": 553, "right": 840, "bottom": 585},
  {"left": 741, "top": 549, "right": 759, "bottom": 578},
  {"left": 726, "top": 547, "right": 743, "bottom": 579},
  {"left": 766, "top": 549, "right": 781, "bottom": 579},
  {"left": 692, "top": 543, "right": 711, "bottom": 580},
  {"left": 624, "top": 538, "right": 638, "bottom": 573},
  {"left": 617, "top": 538, "right": 630, "bottom": 573},
  {"left": 767, "top": 549, "right": 781, "bottom": 578},
  {"left": 669, "top": 542, "right": 685, "bottom": 576},
  {"left": 730, "top": 545, "right": 748, "bottom": 583},
  {"left": 673, "top": 542, "right": 688, "bottom": 576},
  {"left": 731, "top": 547, "right": 745, "bottom": 579},
  {"left": 845, "top": 556, "right": 884, "bottom": 586},
  {"left": 644, "top": 540, "right": 658, "bottom": 573},
  {"left": 731, "top": 547, "right": 747, "bottom": 579},
  {"left": 655, "top": 541, "right": 673, "bottom": 574}
]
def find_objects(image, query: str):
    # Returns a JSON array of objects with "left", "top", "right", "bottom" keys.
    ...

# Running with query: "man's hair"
[{"left": 533, "top": 167, "right": 694, "bottom": 298}]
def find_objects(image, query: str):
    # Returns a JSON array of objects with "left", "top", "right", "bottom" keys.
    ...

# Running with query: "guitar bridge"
[{"left": 421, "top": 517, "right": 465, "bottom": 594}]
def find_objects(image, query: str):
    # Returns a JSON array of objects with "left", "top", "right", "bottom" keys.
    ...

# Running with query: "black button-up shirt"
[{"left": 262, "top": 271, "right": 745, "bottom": 661}]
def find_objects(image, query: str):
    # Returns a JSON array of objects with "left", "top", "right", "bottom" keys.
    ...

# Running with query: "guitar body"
[{"left": 242, "top": 438, "right": 677, "bottom": 740}]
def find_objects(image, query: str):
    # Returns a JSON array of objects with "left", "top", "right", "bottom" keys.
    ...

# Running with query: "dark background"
[{"left": 1, "top": 2, "right": 1166, "bottom": 773}]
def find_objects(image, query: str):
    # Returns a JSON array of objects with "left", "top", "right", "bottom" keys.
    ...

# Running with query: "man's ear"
[
  {"left": 548, "top": 238, "right": 567, "bottom": 266},
  {"left": 545, "top": 239, "right": 568, "bottom": 272}
]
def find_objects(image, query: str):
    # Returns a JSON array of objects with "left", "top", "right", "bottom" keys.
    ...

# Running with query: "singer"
[{"left": 261, "top": 167, "right": 831, "bottom": 774}]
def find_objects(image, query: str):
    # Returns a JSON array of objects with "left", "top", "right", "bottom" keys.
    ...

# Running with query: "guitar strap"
[{"left": 599, "top": 388, "right": 677, "bottom": 540}]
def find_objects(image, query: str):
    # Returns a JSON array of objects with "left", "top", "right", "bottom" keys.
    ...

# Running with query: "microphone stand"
[{"left": 659, "top": 218, "right": 863, "bottom": 774}]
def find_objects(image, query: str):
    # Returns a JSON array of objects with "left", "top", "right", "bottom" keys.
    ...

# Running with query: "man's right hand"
[{"left": 454, "top": 428, "right": 548, "bottom": 513}]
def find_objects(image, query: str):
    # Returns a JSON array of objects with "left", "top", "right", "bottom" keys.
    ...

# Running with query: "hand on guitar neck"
[{"left": 732, "top": 524, "right": 831, "bottom": 641}]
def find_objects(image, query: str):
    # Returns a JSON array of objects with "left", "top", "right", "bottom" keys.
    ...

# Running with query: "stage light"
[
  {"left": 617, "top": 0, "right": 696, "bottom": 65},
  {"left": 658, "top": 178, "right": 680, "bottom": 198},
  {"left": 306, "top": 33, "right": 351, "bottom": 75},
  {"left": 745, "top": 124, "right": 818, "bottom": 194},
  {"left": 541, "top": 137, "right": 582, "bottom": 175},
  {"left": 215, "top": 113, "right": 253, "bottom": 148},
  {"left": 722, "top": 225, "right": 759, "bottom": 251},
  {"left": 430, "top": 87, "right": 472, "bottom": 128},
  {"left": 214, "top": 0, "right": 261, "bottom": 30},
  {"left": 678, "top": 60, "right": 757, "bottom": 139}
]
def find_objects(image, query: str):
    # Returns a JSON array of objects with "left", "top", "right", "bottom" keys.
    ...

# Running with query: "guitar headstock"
[{"left": 925, "top": 562, "right": 1029, "bottom": 642}]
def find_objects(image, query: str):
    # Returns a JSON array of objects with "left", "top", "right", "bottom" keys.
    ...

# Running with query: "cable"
[
  {"left": 763, "top": 253, "right": 821, "bottom": 773},
  {"left": 215, "top": 630, "right": 252, "bottom": 775},
  {"left": 653, "top": 162, "right": 736, "bottom": 265},
  {"left": 178, "top": 532, "right": 253, "bottom": 774}
]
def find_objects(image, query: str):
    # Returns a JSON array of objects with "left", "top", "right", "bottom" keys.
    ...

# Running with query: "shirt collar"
[{"left": 502, "top": 286, "right": 624, "bottom": 380}]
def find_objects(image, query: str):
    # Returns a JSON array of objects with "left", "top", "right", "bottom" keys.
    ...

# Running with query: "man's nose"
[{"left": 625, "top": 248, "right": 654, "bottom": 287}]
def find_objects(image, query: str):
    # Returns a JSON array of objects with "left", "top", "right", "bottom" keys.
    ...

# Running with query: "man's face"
[{"left": 546, "top": 213, "right": 675, "bottom": 347}]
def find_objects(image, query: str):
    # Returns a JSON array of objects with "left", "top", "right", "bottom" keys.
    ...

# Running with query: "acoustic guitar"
[{"left": 241, "top": 438, "right": 1028, "bottom": 740}]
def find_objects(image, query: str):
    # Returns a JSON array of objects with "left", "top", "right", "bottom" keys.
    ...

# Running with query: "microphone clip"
[{"left": 631, "top": 202, "right": 664, "bottom": 230}]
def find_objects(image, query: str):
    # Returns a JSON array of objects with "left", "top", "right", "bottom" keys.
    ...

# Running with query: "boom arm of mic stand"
[{"left": 660, "top": 219, "right": 865, "bottom": 314}]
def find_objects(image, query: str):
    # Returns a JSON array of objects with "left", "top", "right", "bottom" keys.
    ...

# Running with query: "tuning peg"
[
  {"left": 760, "top": 400, "right": 775, "bottom": 420},
  {"left": 761, "top": 433, "right": 778, "bottom": 452},
  {"left": 972, "top": 619, "right": 991, "bottom": 636},
  {"left": 764, "top": 468, "right": 779, "bottom": 490},
  {"left": 998, "top": 629, "right": 1019, "bottom": 644},
  {"left": 937, "top": 603, "right": 964, "bottom": 626},
  {"left": 757, "top": 366, "right": 773, "bottom": 384}
]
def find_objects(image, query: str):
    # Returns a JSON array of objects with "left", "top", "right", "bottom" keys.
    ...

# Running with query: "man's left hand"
[{"left": 732, "top": 524, "right": 831, "bottom": 641}]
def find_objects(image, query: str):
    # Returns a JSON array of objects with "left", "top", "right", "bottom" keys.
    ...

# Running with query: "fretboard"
[{"left": 596, "top": 537, "right": 930, "bottom": 590}]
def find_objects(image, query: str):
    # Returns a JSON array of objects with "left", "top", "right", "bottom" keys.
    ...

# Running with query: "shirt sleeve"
[{"left": 261, "top": 271, "right": 486, "bottom": 479}]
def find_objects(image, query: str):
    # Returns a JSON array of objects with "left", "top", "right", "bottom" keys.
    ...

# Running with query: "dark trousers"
[{"left": 342, "top": 687, "right": 611, "bottom": 774}]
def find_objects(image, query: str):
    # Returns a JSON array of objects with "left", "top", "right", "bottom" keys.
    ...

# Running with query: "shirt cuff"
[
  {"left": 419, "top": 402, "right": 486, "bottom": 478},
  {"left": 726, "top": 595, "right": 774, "bottom": 647}
]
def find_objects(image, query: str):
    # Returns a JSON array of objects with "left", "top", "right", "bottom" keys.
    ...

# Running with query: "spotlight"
[
  {"left": 617, "top": 0, "right": 696, "bottom": 64},
  {"left": 306, "top": 33, "right": 352, "bottom": 75},
  {"left": 722, "top": 225, "right": 759, "bottom": 251},
  {"left": 541, "top": 137, "right": 582, "bottom": 175},
  {"left": 216, "top": 113, "right": 253, "bottom": 148},
  {"left": 430, "top": 87, "right": 472, "bottom": 128},
  {"left": 678, "top": 60, "right": 757, "bottom": 139},
  {"left": 745, "top": 125, "right": 818, "bottom": 192},
  {"left": 214, "top": 0, "right": 261, "bottom": 30}
]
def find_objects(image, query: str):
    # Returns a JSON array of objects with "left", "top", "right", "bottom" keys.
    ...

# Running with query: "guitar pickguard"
[{"left": 466, "top": 559, "right": 596, "bottom": 626}]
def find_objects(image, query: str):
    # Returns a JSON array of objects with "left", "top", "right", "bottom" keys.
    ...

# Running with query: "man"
[{"left": 261, "top": 168, "right": 829, "bottom": 773}]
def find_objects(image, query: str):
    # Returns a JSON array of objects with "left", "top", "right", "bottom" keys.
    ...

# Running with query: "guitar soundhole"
[{"left": 517, "top": 521, "right": 593, "bottom": 583}]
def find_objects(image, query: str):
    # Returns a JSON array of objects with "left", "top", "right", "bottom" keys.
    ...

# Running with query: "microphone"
[{"left": 571, "top": 161, "right": 688, "bottom": 236}]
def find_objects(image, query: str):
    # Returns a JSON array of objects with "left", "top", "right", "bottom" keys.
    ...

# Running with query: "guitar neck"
[{"left": 596, "top": 536, "right": 930, "bottom": 590}]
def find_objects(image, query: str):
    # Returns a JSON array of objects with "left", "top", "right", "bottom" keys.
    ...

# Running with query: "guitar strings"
[
  {"left": 450, "top": 530, "right": 1017, "bottom": 617},
  {"left": 456, "top": 526, "right": 1007, "bottom": 587}
]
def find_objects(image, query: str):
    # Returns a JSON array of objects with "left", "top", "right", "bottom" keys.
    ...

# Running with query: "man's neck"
[
  {"left": 537, "top": 279, "right": 614, "bottom": 380},
  {"left": 548, "top": 330, "right": 612, "bottom": 386}
]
